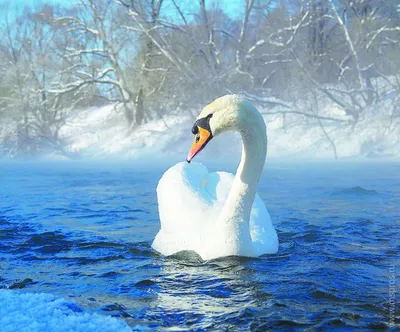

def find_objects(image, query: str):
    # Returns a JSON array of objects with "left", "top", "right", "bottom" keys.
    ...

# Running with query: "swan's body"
[{"left": 152, "top": 95, "right": 278, "bottom": 260}]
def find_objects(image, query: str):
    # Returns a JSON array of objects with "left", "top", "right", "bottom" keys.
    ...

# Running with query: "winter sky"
[{"left": 0, "top": 0, "right": 245, "bottom": 19}]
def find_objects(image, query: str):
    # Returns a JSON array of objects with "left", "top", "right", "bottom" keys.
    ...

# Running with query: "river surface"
[{"left": 0, "top": 161, "right": 398, "bottom": 330}]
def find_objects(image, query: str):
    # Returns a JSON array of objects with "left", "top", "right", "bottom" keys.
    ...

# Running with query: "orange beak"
[{"left": 187, "top": 127, "right": 212, "bottom": 163}]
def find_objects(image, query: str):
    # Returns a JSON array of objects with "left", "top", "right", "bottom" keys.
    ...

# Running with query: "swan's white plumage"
[
  {"left": 152, "top": 161, "right": 278, "bottom": 260},
  {"left": 152, "top": 95, "right": 279, "bottom": 260}
]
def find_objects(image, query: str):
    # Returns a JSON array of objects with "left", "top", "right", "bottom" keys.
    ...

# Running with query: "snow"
[
  {"left": 56, "top": 96, "right": 400, "bottom": 162},
  {"left": 0, "top": 289, "right": 131, "bottom": 332},
  {"left": 1, "top": 93, "right": 398, "bottom": 161},
  {"left": 58, "top": 104, "right": 193, "bottom": 160}
]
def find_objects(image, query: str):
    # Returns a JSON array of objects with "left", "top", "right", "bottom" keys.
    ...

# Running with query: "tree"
[
  {"left": 0, "top": 5, "right": 76, "bottom": 156},
  {"left": 55, "top": 0, "right": 138, "bottom": 127}
]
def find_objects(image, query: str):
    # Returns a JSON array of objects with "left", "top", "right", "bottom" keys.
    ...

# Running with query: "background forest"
[{"left": 0, "top": 0, "right": 399, "bottom": 159}]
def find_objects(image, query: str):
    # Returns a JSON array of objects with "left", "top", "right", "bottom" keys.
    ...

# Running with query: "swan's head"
[{"left": 187, "top": 95, "right": 247, "bottom": 162}]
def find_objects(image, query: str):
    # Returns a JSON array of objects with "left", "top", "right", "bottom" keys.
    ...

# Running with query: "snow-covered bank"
[
  {"left": 57, "top": 97, "right": 400, "bottom": 162},
  {"left": 0, "top": 290, "right": 130, "bottom": 332}
]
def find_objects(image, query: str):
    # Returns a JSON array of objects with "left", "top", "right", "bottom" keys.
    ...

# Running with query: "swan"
[{"left": 152, "top": 94, "right": 278, "bottom": 260}]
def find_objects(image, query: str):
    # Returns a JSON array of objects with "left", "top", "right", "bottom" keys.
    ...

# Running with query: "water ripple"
[{"left": 0, "top": 163, "right": 398, "bottom": 330}]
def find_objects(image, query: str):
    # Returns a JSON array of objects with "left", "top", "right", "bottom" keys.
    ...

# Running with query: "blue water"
[{"left": 0, "top": 161, "right": 398, "bottom": 330}]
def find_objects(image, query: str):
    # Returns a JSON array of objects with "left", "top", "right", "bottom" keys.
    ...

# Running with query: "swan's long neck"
[{"left": 218, "top": 103, "right": 267, "bottom": 226}]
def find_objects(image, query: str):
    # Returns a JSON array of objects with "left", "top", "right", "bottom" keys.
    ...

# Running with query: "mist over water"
[{"left": 0, "top": 161, "right": 398, "bottom": 330}]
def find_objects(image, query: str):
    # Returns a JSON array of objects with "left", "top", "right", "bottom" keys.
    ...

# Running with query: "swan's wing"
[
  {"left": 203, "top": 170, "right": 234, "bottom": 206},
  {"left": 153, "top": 162, "right": 227, "bottom": 255},
  {"left": 156, "top": 162, "right": 213, "bottom": 233}
]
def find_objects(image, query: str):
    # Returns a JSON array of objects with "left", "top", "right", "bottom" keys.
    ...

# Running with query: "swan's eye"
[
  {"left": 192, "top": 125, "right": 199, "bottom": 135},
  {"left": 207, "top": 114, "right": 213, "bottom": 119}
]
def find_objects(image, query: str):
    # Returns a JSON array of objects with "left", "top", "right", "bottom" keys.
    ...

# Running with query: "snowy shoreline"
[
  {"left": 0, "top": 289, "right": 131, "bottom": 332},
  {"left": 1, "top": 97, "right": 399, "bottom": 162},
  {"left": 56, "top": 98, "right": 400, "bottom": 162}
]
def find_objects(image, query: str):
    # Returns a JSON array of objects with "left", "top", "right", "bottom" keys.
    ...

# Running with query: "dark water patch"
[
  {"left": 0, "top": 228, "right": 15, "bottom": 238},
  {"left": 102, "top": 303, "right": 132, "bottom": 318},
  {"left": 210, "top": 255, "right": 260, "bottom": 264},
  {"left": 36, "top": 244, "right": 70, "bottom": 254},
  {"left": 273, "top": 302, "right": 288, "bottom": 308},
  {"left": 4, "top": 231, "right": 75, "bottom": 256},
  {"left": 68, "top": 271, "right": 81, "bottom": 277},
  {"left": 340, "top": 312, "right": 361, "bottom": 320},
  {"left": 366, "top": 322, "right": 390, "bottom": 330},
  {"left": 43, "top": 207, "right": 76, "bottom": 214},
  {"left": 292, "top": 232, "right": 320, "bottom": 242},
  {"left": 0, "top": 276, "right": 6, "bottom": 289},
  {"left": 26, "top": 232, "right": 72, "bottom": 249},
  {"left": 98, "top": 271, "right": 120, "bottom": 278},
  {"left": 127, "top": 243, "right": 154, "bottom": 258},
  {"left": 318, "top": 318, "right": 352, "bottom": 328},
  {"left": 9, "top": 278, "right": 37, "bottom": 289},
  {"left": 63, "top": 302, "right": 84, "bottom": 313},
  {"left": 386, "top": 249, "right": 399, "bottom": 255},
  {"left": 0, "top": 219, "right": 8, "bottom": 225},
  {"left": 135, "top": 279, "right": 156, "bottom": 287},
  {"left": 331, "top": 186, "right": 378, "bottom": 196},
  {"left": 351, "top": 217, "right": 374, "bottom": 226},
  {"left": 75, "top": 254, "right": 126, "bottom": 265},
  {"left": 75, "top": 213, "right": 110, "bottom": 219},
  {"left": 353, "top": 303, "right": 386, "bottom": 315},
  {"left": 77, "top": 241, "right": 127, "bottom": 250},
  {"left": 266, "top": 320, "right": 313, "bottom": 329},
  {"left": 0, "top": 218, "right": 36, "bottom": 233},
  {"left": 0, "top": 208, "right": 16, "bottom": 214},
  {"left": 311, "top": 289, "right": 349, "bottom": 302}
]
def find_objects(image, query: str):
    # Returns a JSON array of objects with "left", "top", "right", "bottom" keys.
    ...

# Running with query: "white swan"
[{"left": 152, "top": 94, "right": 278, "bottom": 260}]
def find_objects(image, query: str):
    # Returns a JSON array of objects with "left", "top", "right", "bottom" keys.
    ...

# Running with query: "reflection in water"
[{"left": 155, "top": 255, "right": 264, "bottom": 318}]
